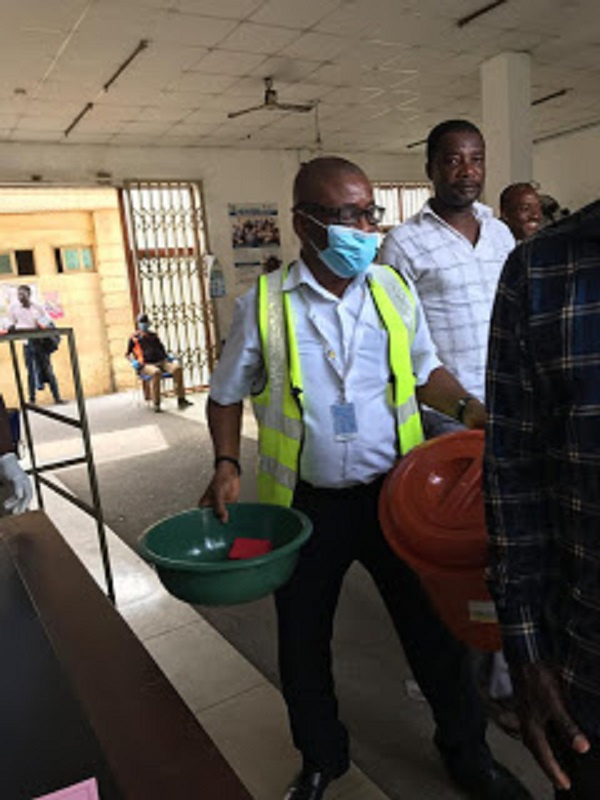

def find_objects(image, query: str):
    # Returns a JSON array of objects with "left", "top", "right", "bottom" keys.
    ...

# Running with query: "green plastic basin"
[{"left": 139, "top": 503, "right": 312, "bottom": 606}]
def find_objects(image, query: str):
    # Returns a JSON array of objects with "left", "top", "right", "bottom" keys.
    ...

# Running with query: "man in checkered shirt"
[
  {"left": 380, "top": 119, "right": 518, "bottom": 734},
  {"left": 484, "top": 201, "right": 600, "bottom": 799},
  {"left": 380, "top": 119, "right": 515, "bottom": 437}
]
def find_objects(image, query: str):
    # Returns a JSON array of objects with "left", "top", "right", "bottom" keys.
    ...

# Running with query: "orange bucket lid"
[
  {"left": 379, "top": 430, "right": 501, "bottom": 651},
  {"left": 379, "top": 430, "right": 487, "bottom": 572}
]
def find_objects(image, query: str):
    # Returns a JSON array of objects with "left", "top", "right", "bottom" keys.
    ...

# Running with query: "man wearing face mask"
[
  {"left": 126, "top": 313, "right": 193, "bottom": 413},
  {"left": 199, "top": 157, "right": 532, "bottom": 800}
]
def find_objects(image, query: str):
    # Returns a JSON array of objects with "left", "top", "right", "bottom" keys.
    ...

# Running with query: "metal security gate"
[{"left": 120, "top": 180, "right": 217, "bottom": 389}]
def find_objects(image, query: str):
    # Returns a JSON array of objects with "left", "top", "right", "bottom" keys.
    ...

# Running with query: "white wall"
[
  {"left": 0, "top": 142, "right": 423, "bottom": 332},
  {"left": 10, "top": 129, "right": 598, "bottom": 331},
  {"left": 533, "top": 125, "right": 600, "bottom": 214}
]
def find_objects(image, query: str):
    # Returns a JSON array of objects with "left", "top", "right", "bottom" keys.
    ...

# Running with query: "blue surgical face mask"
[
  {"left": 304, "top": 214, "right": 379, "bottom": 279},
  {"left": 138, "top": 322, "right": 150, "bottom": 332}
]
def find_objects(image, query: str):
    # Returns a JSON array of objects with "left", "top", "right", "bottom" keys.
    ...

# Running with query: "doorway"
[{"left": 120, "top": 180, "right": 217, "bottom": 389}]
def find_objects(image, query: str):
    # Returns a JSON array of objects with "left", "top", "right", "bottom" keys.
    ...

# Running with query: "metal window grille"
[
  {"left": 120, "top": 181, "right": 217, "bottom": 390},
  {"left": 373, "top": 182, "right": 432, "bottom": 231}
]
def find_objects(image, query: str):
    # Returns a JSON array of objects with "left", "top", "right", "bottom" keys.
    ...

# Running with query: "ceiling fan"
[{"left": 227, "top": 77, "right": 316, "bottom": 119}]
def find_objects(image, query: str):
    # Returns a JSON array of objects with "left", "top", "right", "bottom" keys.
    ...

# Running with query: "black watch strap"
[
  {"left": 214, "top": 455, "right": 242, "bottom": 475},
  {"left": 455, "top": 395, "right": 475, "bottom": 424}
]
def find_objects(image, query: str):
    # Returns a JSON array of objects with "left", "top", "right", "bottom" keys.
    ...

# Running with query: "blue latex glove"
[{"left": 131, "top": 359, "right": 142, "bottom": 372}]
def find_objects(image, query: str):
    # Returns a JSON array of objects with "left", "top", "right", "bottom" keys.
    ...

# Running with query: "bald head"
[
  {"left": 293, "top": 157, "right": 369, "bottom": 206},
  {"left": 291, "top": 156, "right": 376, "bottom": 291}
]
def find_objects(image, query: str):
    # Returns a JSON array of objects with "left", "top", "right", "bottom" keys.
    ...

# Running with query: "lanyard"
[{"left": 298, "top": 283, "right": 369, "bottom": 401}]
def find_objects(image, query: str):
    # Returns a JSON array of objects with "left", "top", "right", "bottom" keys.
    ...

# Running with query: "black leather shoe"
[
  {"left": 284, "top": 768, "right": 331, "bottom": 800},
  {"left": 445, "top": 755, "right": 533, "bottom": 799}
]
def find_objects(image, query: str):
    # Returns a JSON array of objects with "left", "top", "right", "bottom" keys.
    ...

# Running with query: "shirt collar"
[
  {"left": 283, "top": 259, "right": 372, "bottom": 297},
  {"left": 420, "top": 199, "right": 493, "bottom": 224}
]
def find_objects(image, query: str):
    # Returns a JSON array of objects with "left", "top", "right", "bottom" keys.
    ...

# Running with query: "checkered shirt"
[
  {"left": 380, "top": 201, "right": 515, "bottom": 400},
  {"left": 484, "top": 200, "right": 600, "bottom": 736}
]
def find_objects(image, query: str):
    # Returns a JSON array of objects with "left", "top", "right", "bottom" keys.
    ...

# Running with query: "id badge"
[{"left": 331, "top": 401, "right": 358, "bottom": 441}]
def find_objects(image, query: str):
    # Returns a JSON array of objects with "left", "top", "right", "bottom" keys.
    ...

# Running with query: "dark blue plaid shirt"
[{"left": 484, "top": 200, "right": 600, "bottom": 737}]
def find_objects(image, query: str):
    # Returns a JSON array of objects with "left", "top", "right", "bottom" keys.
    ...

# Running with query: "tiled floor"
[{"left": 37, "top": 393, "right": 389, "bottom": 800}]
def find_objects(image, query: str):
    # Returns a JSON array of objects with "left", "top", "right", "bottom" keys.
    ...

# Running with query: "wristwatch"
[
  {"left": 214, "top": 455, "right": 242, "bottom": 475},
  {"left": 455, "top": 395, "right": 476, "bottom": 424}
]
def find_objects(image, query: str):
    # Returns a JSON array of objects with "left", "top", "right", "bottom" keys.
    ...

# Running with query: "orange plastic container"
[{"left": 379, "top": 429, "right": 501, "bottom": 651}]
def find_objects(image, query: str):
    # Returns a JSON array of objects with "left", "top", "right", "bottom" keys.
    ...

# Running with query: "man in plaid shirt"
[
  {"left": 381, "top": 117, "right": 518, "bottom": 735},
  {"left": 380, "top": 118, "right": 515, "bottom": 437},
  {"left": 484, "top": 200, "right": 600, "bottom": 798}
]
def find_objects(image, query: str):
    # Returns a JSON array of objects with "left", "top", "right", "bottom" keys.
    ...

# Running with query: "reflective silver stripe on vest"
[
  {"left": 253, "top": 403, "right": 302, "bottom": 439},
  {"left": 264, "top": 269, "right": 288, "bottom": 402},
  {"left": 397, "top": 393, "right": 419, "bottom": 425},
  {"left": 371, "top": 264, "right": 415, "bottom": 336},
  {"left": 259, "top": 454, "right": 297, "bottom": 491}
]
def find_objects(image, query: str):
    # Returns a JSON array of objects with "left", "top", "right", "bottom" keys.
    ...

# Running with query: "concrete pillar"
[
  {"left": 481, "top": 52, "right": 532, "bottom": 213},
  {"left": 92, "top": 209, "right": 135, "bottom": 392}
]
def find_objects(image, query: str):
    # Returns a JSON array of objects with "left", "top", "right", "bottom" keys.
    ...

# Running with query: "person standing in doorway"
[{"left": 9, "top": 285, "right": 64, "bottom": 405}]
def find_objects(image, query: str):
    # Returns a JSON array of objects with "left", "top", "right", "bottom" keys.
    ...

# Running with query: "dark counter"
[{"left": 0, "top": 511, "right": 252, "bottom": 800}]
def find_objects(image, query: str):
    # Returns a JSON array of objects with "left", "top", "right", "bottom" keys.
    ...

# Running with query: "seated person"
[
  {"left": 0, "top": 396, "right": 32, "bottom": 515},
  {"left": 499, "top": 182, "right": 543, "bottom": 242},
  {"left": 126, "top": 314, "right": 193, "bottom": 413}
]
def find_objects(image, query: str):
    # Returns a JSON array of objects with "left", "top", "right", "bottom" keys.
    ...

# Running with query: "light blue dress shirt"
[{"left": 210, "top": 260, "right": 441, "bottom": 489}]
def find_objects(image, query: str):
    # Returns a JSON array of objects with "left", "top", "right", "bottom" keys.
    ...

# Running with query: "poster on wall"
[
  {"left": 0, "top": 284, "right": 63, "bottom": 331},
  {"left": 42, "top": 291, "right": 65, "bottom": 320},
  {"left": 229, "top": 203, "right": 281, "bottom": 271}
]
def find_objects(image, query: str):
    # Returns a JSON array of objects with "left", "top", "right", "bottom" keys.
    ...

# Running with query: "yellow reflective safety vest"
[{"left": 252, "top": 263, "right": 424, "bottom": 507}]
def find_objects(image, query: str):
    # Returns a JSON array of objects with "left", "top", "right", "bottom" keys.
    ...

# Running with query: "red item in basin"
[{"left": 228, "top": 537, "right": 273, "bottom": 560}]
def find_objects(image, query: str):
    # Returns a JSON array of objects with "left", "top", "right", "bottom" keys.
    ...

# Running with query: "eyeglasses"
[{"left": 294, "top": 202, "right": 386, "bottom": 226}]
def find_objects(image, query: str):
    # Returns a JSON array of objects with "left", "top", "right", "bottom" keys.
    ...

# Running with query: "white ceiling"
[{"left": 0, "top": 0, "right": 598, "bottom": 153}]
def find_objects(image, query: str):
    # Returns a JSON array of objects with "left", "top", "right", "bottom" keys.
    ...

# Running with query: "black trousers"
[
  {"left": 24, "top": 343, "right": 60, "bottom": 403},
  {"left": 275, "top": 478, "right": 487, "bottom": 777}
]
